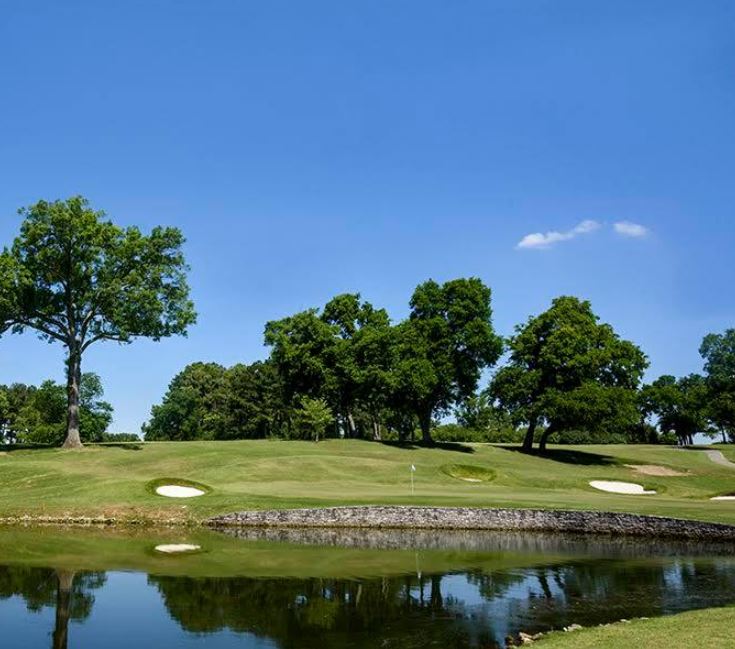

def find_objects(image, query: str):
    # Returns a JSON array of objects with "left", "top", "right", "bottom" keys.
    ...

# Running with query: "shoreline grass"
[{"left": 535, "top": 606, "right": 735, "bottom": 648}]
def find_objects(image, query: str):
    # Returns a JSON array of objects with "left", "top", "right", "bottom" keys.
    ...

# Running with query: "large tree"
[
  {"left": 700, "top": 329, "right": 735, "bottom": 443},
  {"left": 143, "top": 362, "right": 228, "bottom": 441},
  {"left": 393, "top": 278, "right": 503, "bottom": 444},
  {"left": 321, "top": 293, "right": 395, "bottom": 439},
  {"left": 0, "top": 197, "right": 196, "bottom": 448},
  {"left": 490, "top": 296, "right": 647, "bottom": 452},
  {"left": 642, "top": 374, "right": 711, "bottom": 446}
]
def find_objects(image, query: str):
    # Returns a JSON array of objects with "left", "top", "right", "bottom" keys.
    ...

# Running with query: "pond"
[{"left": 1, "top": 525, "right": 735, "bottom": 648}]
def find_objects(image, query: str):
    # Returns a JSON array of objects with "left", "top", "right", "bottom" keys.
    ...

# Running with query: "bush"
[{"left": 432, "top": 423, "right": 525, "bottom": 443}]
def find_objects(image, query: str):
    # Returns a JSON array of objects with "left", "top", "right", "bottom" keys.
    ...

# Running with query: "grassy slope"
[
  {"left": 536, "top": 606, "right": 735, "bottom": 648},
  {"left": 0, "top": 440, "right": 733, "bottom": 524}
]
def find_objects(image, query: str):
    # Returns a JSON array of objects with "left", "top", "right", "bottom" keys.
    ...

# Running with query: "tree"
[
  {"left": 264, "top": 309, "right": 338, "bottom": 408},
  {"left": 292, "top": 396, "right": 333, "bottom": 441},
  {"left": 223, "top": 361, "right": 288, "bottom": 439},
  {"left": 0, "top": 197, "right": 196, "bottom": 448},
  {"left": 4, "top": 373, "right": 113, "bottom": 445},
  {"left": 322, "top": 294, "right": 395, "bottom": 439},
  {"left": 700, "top": 330, "right": 735, "bottom": 443},
  {"left": 643, "top": 374, "right": 711, "bottom": 445},
  {"left": 490, "top": 296, "right": 648, "bottom": 452},
  {"left": 393, "top": 278, "right": 503, "bottom": 443},
  {"left": 143, "top": 363, "right": 228, "bottom": 441},
  {"left": 455, "top": 391, "right": 513, "bottom": 435}
]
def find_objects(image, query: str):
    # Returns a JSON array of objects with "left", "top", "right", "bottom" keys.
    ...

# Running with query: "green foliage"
[
  {"left": 431, "top": 423, "right": 525, "bottom": 443},
  {"left": 490, "top": 296, "right": 648, "bottom": 452},
  {"left": 291, "top": 396, "right": 333, "bottom": 441},
  {"left": 642, "top": 374, "right": 711, "bottom": 445},
  {"left": 0, "top": 196, "right": 195, "bottom": 447},
  {"left": 393, "top": 278, "right": 503, "bottom": 442},
  {"left": 0, "top": 373, "right": 113, "bottom": 445},
  {"left": 143, "top": 361, "right": 288, "bottom": 441},
  {"left": 700, "top": 329, "right": 735, "bottom": 442}
]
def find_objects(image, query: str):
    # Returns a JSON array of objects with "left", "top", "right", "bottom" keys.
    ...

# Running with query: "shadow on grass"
[
  {"left": 378, "top": 440, "right": 475, "bottom": 454},
  {"left": 499, "top": 446, "right": 619, "bottom": 466},
  {"left": 1, "top": 443, "right": 54, "bottom": 452},
  {"left": 1, "top": 442, "right": 144, "bottom": 452},
  {"left": 95, "top": 443, "right": 144, "bottom": 451}
]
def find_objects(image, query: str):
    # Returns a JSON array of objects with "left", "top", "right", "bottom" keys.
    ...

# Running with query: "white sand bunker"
[
  {"left": 460, "top": 477, "right": 482, "bottom": 482},
  {"left": 155, "top": 544, "right": 201, "bottom": 554},
  {"left": 155, "top": 485, "right": 205, "bottom": 498},
  {"left": 711, "top": 495, "right": 735, "bottom": 501},
  {"left": 589, "top": 480, "right": 656, "bottom": 495}
]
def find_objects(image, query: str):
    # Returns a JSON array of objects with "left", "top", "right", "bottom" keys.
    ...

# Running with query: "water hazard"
[{"left": 1, "top": 526, "right": 735, "bottom": 648}]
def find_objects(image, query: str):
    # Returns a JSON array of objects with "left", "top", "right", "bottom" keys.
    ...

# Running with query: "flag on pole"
[
  {"left": 411, "top": 464, "right": 416, "bottom": 472},
  {"left": 410, "top": 464, "right": 416, "bottom": 495}
]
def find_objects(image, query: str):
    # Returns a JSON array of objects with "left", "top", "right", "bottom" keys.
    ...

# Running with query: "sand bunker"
[
  {"left": 155, "top": 544, "right": 202, "bottom": 553},
  {"left": 155, "top": 485, "right": 205, "bottom": 498},
  {"left": 625, "top": 464, "right": 688, "bottom": 477},
  {"left": 710, "top": 495, "right": 735, "bottom": 501},
  {"left": 589, "top": 480, "right": 656, "bottom": 495}
]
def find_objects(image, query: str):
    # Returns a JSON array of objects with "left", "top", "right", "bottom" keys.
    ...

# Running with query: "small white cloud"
[
  {"left": 517, "top": 220, "right": 601, "bottom": 250},
  {"left": 614, "top": 221, "right": 649, "bottom": 238}
]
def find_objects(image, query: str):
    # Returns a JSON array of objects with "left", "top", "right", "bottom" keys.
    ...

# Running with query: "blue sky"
[{"left": 1, "top": 1, "right": 734, "bottom": 433}]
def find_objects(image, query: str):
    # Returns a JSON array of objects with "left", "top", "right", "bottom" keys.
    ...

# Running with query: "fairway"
[{"left": 0, "top": 440, "right": 733, "bottom": 525}]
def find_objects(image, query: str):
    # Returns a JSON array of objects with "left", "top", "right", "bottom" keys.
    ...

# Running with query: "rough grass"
[
  {"left": 536, "top": 606, "right": 735, "bottom": 648},
  {"left": 0, "top": 440, "right": 734, "bottom": 525}
]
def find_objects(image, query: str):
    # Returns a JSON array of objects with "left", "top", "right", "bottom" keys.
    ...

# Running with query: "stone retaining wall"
[{"left": 209, "top": 506, "right": 735, "bottom": 541}]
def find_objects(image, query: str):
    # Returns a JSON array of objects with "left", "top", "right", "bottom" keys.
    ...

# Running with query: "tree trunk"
[
  {"left": 522, "top": 418, "right": 537, "bottom": 453},
  {"left": 346, "top": 410, "right": 357, "bottom": 438},
  {"left": 62, "top": 348, "right": 83, "bottom": 448},
  {"left": 53, "top": 570, "right": 75, "bottom": 649},
  {"left": 371, "top": 416, "right": 381, "bottom": 441},
  {"left": 538, "top": 423, "right": 557, "bottom": 453},
  {"left": 419, "top": 408, "right": 433, "bottom": 445}
]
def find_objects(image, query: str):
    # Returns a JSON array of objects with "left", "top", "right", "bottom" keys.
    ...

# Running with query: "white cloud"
[
  {"left": 517, "top": 219, "right": 601, "bottom": 250},
  {"left": 614, "top": 221, "right": 649, "bottom": 238}
]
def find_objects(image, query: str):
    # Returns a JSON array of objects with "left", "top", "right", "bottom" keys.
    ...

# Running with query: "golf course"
[{"left": 1, "top": 440, "right": 733, "bottom": 525}]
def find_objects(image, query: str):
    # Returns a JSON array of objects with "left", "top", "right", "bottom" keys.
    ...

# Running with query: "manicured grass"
[
  {"left": 0, "top": 440, "right": 734, "bottom": 524},
  {"left": 536, "top": 606, "right": 735, "bottom": 648}
]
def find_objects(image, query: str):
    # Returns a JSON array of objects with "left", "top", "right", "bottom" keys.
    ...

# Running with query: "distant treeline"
[
  {"left": 143, "top": 278, "right": 735, "bottom": 448},
  {"left": 0, "top": 373, "right": 114, "bottom": 445}
]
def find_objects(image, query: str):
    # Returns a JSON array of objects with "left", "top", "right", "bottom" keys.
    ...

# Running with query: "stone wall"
[{"left": 208, "top": 506, "right": 735, "bottom": 541}]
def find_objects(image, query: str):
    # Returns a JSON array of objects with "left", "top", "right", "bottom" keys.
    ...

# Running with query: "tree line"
[
  {"left": 144, "top": 289, "right": 735, "bottom": 448},
  {"left": 0, "top": 197, "right": 731, "bottom": 450},
  {"left": 0, "top": 373, "right": 123, "bottom": 445}
]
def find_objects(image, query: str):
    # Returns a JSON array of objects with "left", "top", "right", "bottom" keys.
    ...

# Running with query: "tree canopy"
[
  {"left": 700, "top": 329, "right": 735, "bottom": 442},
  {"left": 0, "top": 373, "right": 113, "bottom": 445},
  {"left": 490, "top": 296, "right": 648, "bottom": 452},
  {"left": 393, "top": 278, "right": 503, "bottom": 443},
  {"left": 0, "top": 197, "right": 195, "bottom": 447}
]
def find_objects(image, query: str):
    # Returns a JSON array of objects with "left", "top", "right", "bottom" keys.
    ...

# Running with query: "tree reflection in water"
[
  {"left": 0, "top": 566, "right": 106, "bottom": 649},
  {"left": 1, "top": 552, "right": 735, "bottom": 648}
]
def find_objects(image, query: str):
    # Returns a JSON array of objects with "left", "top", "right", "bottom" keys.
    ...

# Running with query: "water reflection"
[
  {"left": 0, "top": 567, "right": 105, "bottom": 649},
  {"left": 1, "top": 531, "right": 735, "bottom": 648}
]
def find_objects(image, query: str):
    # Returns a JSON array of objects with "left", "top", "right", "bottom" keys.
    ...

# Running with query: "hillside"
[{"left": 0, "top": 440, "right": 733, "bottom": 525}]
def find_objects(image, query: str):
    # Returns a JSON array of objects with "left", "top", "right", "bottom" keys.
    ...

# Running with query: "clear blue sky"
[{"left": 1, "top": 1, "right": 733, "bottom": 433}]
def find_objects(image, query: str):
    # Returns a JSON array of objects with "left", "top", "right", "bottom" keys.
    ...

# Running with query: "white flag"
[{"left": 410, "top": 464, "right": 416, "bottom": 472}]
